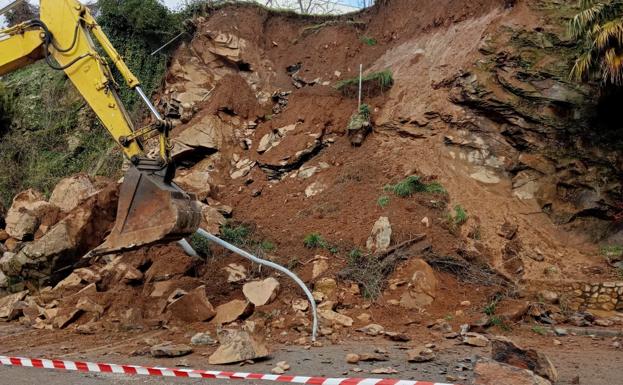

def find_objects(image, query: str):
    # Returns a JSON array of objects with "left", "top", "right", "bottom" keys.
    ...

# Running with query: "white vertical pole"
[{"left": 358, "top": 63, "right": 363, "bottom": 109}]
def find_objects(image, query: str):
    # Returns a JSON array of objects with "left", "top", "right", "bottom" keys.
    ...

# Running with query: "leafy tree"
[
  {"left": 569, "top": 0, "right": 623, "bottom": 85},
  {"left": 4, "top": 2, "right": 38, "bottom": 26}
]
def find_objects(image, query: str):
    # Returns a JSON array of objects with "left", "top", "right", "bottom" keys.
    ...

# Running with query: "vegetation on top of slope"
[
  {"left": 0, "top": 0, "right": 186, "bottom": 206},
  {"left": 569, "top": 0, "right": 623, "bottom": 85}
]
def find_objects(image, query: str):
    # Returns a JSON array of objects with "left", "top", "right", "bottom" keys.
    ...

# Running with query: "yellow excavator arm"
[{"left": 0, "top": 0, "right": 200, "bottom": 253}]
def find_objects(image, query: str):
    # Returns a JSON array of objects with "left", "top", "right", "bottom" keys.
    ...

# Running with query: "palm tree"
[{"left": 569, "top": 0, "right": 623, "bottom": 85}]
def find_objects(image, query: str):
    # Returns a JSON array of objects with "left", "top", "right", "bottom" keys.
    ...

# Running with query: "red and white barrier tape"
[{"left": 0, "top": 355, "right": 457, "bottom": 385}]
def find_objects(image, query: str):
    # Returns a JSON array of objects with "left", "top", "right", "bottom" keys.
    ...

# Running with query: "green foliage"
[
  {"left": 483, "top": 300, "right": 497, "bottom": 316},
  {"left": 96, "top": 0, "right": 178, "bottom": 113},
  {"left": 453, "top": 205, "right": 469, "bottom": 225},
  {"left": 569, "top": 0, "right": 623, "bottom": 85},
  {"left": 347, "top": 103, "right": 371, "bottom": 131},
  {"left": 490, "top": 316, "right": 512, "bottom": 331},
  {"left": 531, "top": 325, "right": 547, "bottom": 336},
  {"left": 0, "top": 63, "right": 123, "bottom": 206},
  {"left": 189, "top": 232, "right": 212, "bottom": 258},
  {"left": 349, "top": 248, "right": 363, "bottom": 262},
  {"left": 360, "top": 35, "right": 377, "bottom": 46},
  {"left": 335, "top": 70, "right": 394, "bottom": 97},
  {"left": 601, "top": 244, "right": 623, "bottom": 259},
  {"left": 221, "top": 223, "right": 251, "bottom": 246},
  {"left": 261, "top": 240, "right": 276, "bottom": 252},
  {"left": 377, "top": 195, "right": 390, "bottom": 208},
  {"left": 304, "top": 233, "right": 328, "bottom": 249},
  {"left": 384, "top": 175, "right": 447, "bottom": 198}
]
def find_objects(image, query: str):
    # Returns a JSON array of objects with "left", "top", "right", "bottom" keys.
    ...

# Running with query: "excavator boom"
[{"left": 0, "top": 0, "right": 201, "bottom": 253}]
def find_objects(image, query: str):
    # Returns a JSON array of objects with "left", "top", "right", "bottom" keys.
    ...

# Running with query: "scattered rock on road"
[
  {"left": 407, "top": 346, "right": 436, "bottom": 362},
  {"left": 491, "top": 336, "right": 558, "bottom": 382},
  {"left": 474, "top": 359, "right": 551, "bottom": 385},
  {"left": 463, "top": 332, "right": 490, "bottom": 347},
  {"left": 208, "top": 321, "right": 269, "bottom": 365},
  {"left": 150, "top": 343, "right": 193, "bottom": 358}
]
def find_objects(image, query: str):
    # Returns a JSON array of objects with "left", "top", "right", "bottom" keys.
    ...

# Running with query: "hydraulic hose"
[{"left": 195, "top": 228, "right": 318, "bottom": 341}]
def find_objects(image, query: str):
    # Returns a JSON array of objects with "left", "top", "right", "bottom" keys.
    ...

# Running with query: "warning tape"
[{"left": 0, "top": 355, "right": 457, "bottom": 385}]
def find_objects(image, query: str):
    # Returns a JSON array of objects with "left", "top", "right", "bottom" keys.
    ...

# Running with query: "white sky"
[{"left": 1, "top": 0, "right": 362, "bottom": 28}]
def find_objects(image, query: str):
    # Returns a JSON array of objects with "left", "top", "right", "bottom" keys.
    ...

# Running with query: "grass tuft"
[
  {"left": 304, "top": 233, "right": 328, "bottom": 249},
  {"left": 360, "top": 35, "right": 377, "bottom": 46},
  {"left": 384, "top": 176, "right": 447, "bottom": 198},
  {"left": 377, "top": 195, "right": 390, "bottom": 208},
  {"left": 335, "top": 70, "right": 394, "bottom": 98}
]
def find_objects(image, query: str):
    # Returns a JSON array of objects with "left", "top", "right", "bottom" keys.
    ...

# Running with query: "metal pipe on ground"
[{"left": 194, "top": 228, "right": 318, "bottom": 341}]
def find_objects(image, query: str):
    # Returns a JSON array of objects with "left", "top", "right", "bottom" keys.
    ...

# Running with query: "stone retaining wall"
[{"left": 564, "top": 282, "right": 623, "bottom": 312}]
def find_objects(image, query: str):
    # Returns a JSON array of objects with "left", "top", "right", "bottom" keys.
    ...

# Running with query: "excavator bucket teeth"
[{"left": 94, "top": 165, "right": 201, "bottom": 254}]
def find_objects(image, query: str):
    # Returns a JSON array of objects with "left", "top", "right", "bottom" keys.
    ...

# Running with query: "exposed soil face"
[{"left": 2, "top": 0, "right": 623, "bottom": 382}]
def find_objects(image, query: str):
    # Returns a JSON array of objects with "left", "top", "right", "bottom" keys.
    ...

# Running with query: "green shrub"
[
  {"left": 304, "top": 233, "right": 327, "bottom": 249},
  {"left": 360, "top": 36, "right": 377, "bottom": 46},
  {"left": 335, "top": 70, "right": 394, "bottom": 97},
  {"left": 221, "top": 223, "right": 251, "bottom": 246},
  {"left": 453, "top": 205, "right": 468, "bottom": 225},
  {"left": 384, "top": 176, "right": 446, "bottom": 198},
  {"left": 189, "top": 232, "right": 211, "bottom": 258},
  {"left": 260, "top": 240, "right": 276, "bottom": 252},
  {"left": 377, "top": 196, "right": 390, "bottom": 208},
  {"left": 601, "top": 245, "right": 623, "bottom": 260}
]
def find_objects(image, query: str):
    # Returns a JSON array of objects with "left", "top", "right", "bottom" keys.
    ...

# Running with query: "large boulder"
[
  {"left": 366, "top": 217, "right": 392, "bottom": 251},
  {"left": 242, "top": 278, "right": 280, "bottom": 306},
  {"left": 49, "top": 174, "right": 97, "bottom": 213},
  {"left": 474, "top": 359, "right": 551, "bottom": 385},
  {"left": 167, "top": 286, "right": 216, "bottom": 322},
  {"left": 0, "top": 186, "right": 117, "bottom": 284},
  {"left": 4, "top": 189, "right": 60, "bottom": 240},
  {"left": 208, "top": 321, "right": 269, "bottom": 365},
  {"left": 399, "top": 259, "right": 438, "bottom": 309},
  {"left": 491, "top": 336, "right": 558, "bottom": 382}
]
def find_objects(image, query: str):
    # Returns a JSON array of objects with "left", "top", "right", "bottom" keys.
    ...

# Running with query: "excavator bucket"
[{"left": 94, "top": 165, "right": 202, "bottom": 254}]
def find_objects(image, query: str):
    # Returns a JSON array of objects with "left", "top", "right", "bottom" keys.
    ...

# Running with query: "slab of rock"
[
  {"left": 399, "top": 259, "right": 438, "bottom": 309},
  {"left": 213, "top": 299, "right": 254, "bottom": 325},
  {"left": 474, "top": 359, "right": 551, "bottom": 385},
  {"left": 224, "top": 263, "right": 247, "bottom": 283},
  {"left": 463, "top": 332, "right": 490, "bottom": 347},
  {"left": 0, "top": 290, "right": 28, "bottom": 320},
  {"left": 167, "top": 286, "right": 216, "bottom": 322},
  {"left": 49, "top": 174, "right": 97, "bottom": 213},
  {"left": 208, "top": 321, "right": 269, "bottom": 364},
  {"left": 498, "top": 221, "right": 518, "bottom": 240},
  {"left": 200, "top": 204, "right": 227, "bottom": 235},
  {"left": 76, "top": 298, "right": 105, "bottom": 317},
  {"left": 175, "top": 114, "right": 229, "bottom": 152},
  {"left": 73, "top": 268, "right": 101, "bottom": 284},
  {"left": 175, "top": 171, "right": 212, "bottom": 202},
  {"left": 356, "top": 323, "right": 385, "bottom": 336},
  {"left": 312, "top": 258, "right": 329, "bottom": 280},
  {"left": 366, "top": 217, "right": 391, "bottom": 251},
  {"left": 407, "top": 347, "right": 436, "bottom": 362},
  {"left": 305, "top": 182, "right": 327, "bottom": 198},
  {"left": 491, "top": 336, "right": 558, "bottom": 382},
  {"left": 150, "top": 343, "right": 193, "bottom": 358},
  {"left": 2, "top": 186, "right": 117, "bottom": 281},
  {"left": 242, "top": 278, "right": 280, "bottom": 306},
  {"left": 314, "top": 278, "right": 337, "bottom": 299},
  {"left": 52, "top": 309, "right": 83, "bottom": 329},
  {"left": 4, "top": 189, "right": 58, "bottom": 240},
  {"left": 346, "top": 353, "right": 360, "bottom": 364},
  {"left": 318, "top": 309, "right": 353, "bottom": 327},
  {"left": 191, "top": 332, "right": 217, "bottom": 346}
]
